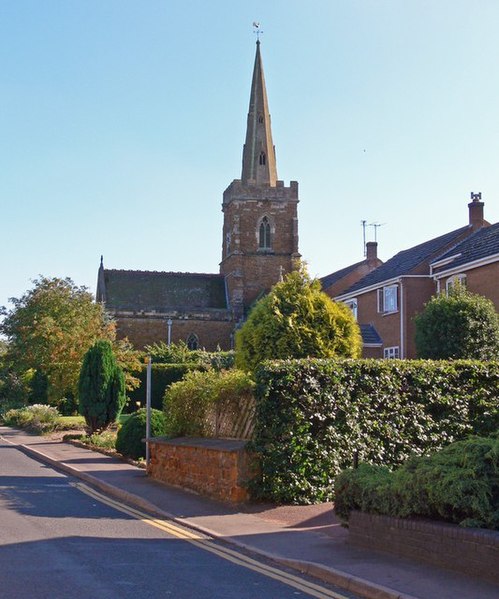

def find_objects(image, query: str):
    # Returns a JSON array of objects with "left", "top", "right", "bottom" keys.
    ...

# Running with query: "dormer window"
[
  {"left": 258, "top": 114, "right": 264, "bottom": 124},
  {"left": 259, "top": 216, "right": 271, "bottom": 249},
  {"left": 259, "top": 152, "right": 266, "bottom": 165}
]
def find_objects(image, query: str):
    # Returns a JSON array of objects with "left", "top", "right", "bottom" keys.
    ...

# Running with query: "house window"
[
  {"left": 446, "top": 274, "right": 467, "bottom": 294},
  {"left": 378, "top": 285, "right": 398, "bottom": 313},
  {"left": 186, "top": 333, "right": 199, "bottom": 350},
  {"left": 383, "top": 346, "right": 400, "bottom": 359},
  {"left": 345, "top": 298, "right": 358, "bottom": 320},
  {"left": 259, "top": 216, "right": 271, "bottom": 249},
  {"left": 259, "top": 152, "right": 266, "bottom": 165}
]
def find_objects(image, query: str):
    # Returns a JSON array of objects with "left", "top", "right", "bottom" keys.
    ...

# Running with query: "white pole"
[
  {"left": 145, "top": 356, "right": 152, "bottom": 468},
  {"left": 167, "top": 319, "right": 173, "bottom": 347}
]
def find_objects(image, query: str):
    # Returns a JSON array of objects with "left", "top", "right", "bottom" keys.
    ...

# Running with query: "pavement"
[{"left": 1, "top": 426, "right": 497, "bottom": 599}]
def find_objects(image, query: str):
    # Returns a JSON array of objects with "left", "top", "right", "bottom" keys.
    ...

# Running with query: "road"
[{"left": 0, "top": 439, "right": 357, "bottom": 599}]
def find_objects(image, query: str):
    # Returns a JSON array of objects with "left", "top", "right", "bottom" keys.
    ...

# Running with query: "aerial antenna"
[
  {"left": 253, "top": 21, "right": 263, "bottom": 41},
  {"left": 369, "top": 222, "right": 386, "bottom": 243},
  {"left": 361, "top": 220, "right": 367, "bottom": 257}
]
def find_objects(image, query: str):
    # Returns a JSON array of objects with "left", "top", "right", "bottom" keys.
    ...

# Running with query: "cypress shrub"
[
  {"left": 116, "top": 408, "right": 166, "bottom": 460},
  {"left": 78, "top": 340, "right": 126, "bottom": 433}
]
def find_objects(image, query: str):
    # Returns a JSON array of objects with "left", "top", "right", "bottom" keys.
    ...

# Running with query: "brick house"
[
  {"left": 430, "top": 219, "right": 499, "bottom": 310},
  {"left": 335, "top": 195, "right": 491, "bottom": 358},
  {"left": 97, "top": 41, "right": 299, "bottom": 350}
]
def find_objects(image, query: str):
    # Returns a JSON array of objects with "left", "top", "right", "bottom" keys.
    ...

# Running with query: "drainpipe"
[{"left": 399, "top": 279, "right": 404, "bottom": 359}]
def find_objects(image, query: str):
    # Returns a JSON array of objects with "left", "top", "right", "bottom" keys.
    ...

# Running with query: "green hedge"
[
  {"left": 334, "top": 436, "right": 499, "bottom": 529},
  {"left": 126, "top": 363, "right": 206, "bottom": 410},
  {"left": 252, "top": 359, "right": 499, "bottom": 504}
]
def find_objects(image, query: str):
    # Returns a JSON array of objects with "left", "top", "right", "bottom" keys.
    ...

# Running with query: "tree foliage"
[
  {"left": 235, "top": 266, "right": 362, "bottom": 372},
  {"left": 78, "top": 340, "right": 126, "bottom": 433},
  {"left": 0, "top": 277, "right": 140, "bottom": 404},
  {"left": 415, "top": 286, "right": 499, "bottom": 360},
  {"left": 116, "top": 408, "right": 167, "bottom": 460}
]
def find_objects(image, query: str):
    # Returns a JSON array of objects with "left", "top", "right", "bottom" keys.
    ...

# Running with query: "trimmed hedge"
[
  {"left": 334, "top": 436, "right": 499, "bottom": 530},
  {"left": 116, "top": 408, "right": 167, "bottom": 460},
  {"left": 126, "top": 363, "right": 206, "bottom": 410},
  {"left": 251, "top": 359, "right": 499, "bottom": 503}
]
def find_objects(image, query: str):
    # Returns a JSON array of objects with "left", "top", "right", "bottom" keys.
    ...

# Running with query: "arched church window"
[
  {"left": 186, "top": 333, "right": 199, "bottom": 351},
  {"left": 259, "top": 152, "right": 266, "bottom": 165},
  {"left": 259, "top": 216, "right": 271, "bottom": 249},
  {"left": 258, "top": 114, "right": 264, "bottom": 124}
]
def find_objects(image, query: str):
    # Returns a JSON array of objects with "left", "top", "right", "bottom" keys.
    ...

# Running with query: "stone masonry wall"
[
  {"left": 349, "top": 511, "right": 499, "bottom": 585},
  {"left": 148, "top": 437, "right": 259, "bottom": 503}
]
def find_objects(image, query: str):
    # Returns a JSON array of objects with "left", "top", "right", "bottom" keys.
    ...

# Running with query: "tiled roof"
[
  {"left": 432, "top": 222, "right": 499, "bottom": 272},
  {"left": 360, "top": 324, "right": 382, "bottom": 345},
  {"left": 101, "top": 270, "right": 228, "bottom": 312},
  {"left": 320, "top": 260, "right": 366, "bottom": 289},
  {"left": 343, "top": 226, "right": 470, "bottom": 295}
]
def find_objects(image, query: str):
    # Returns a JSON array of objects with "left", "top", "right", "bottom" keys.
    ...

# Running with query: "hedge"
[
  {"left": 251, "top": 359, "right": 499, "bottom": 504},
  {"left": 334, "top": 436, "right": 499, "bottom": 530},
  {"left": 126, "top": 363, "right": 206, "bottom": 410}
]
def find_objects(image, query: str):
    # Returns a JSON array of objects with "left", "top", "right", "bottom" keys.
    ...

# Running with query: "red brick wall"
[
  {"left": 148, "top": 437, "right": 259, "bottom": 503},
  {"left": 115, "top": 315, "right": 234, "bottom": 351},
  {"left": 349, "top": 511, "right": 499, "bottom": 585},
  {"left": 439, "top": 262, "right": 499, "bottom": 311}
]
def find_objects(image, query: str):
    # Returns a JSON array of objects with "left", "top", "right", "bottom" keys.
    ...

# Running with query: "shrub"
[
  {"left": 415, "top": 286, "right": 499, "bottom": 360},
  {"left": 334, "top": 436, "right": 499, "bottom": 530},
  {"left": 145, "top": 341, "right": 235, "bottom": 370},
  {"left": 236, "top": 267, "right": 362, "bottom": 372},
  {"left": 79, "top": 430, "right": 118, "bottom": 450},
  {"left": 3, "top": 404, "right": 60, "bottom": 433},
  {"left": 116, "top": 408, "right": 167, "bottom": 459},
  {"left": 251, "top": 358, "right": 499, "bottom": 503},
  {"left": 163, "top": 369, "right": 255, "bottom": 438},
  {"left": 126, "top": 363, "right": 206, "bottom": 411},
  {"left": 78, "top": 340, "right": 126, "bottom": 433}
]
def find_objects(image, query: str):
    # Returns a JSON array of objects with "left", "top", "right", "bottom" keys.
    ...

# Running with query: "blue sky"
[{"left": 1, "top": 1, "right": 498, "bottom": 315}]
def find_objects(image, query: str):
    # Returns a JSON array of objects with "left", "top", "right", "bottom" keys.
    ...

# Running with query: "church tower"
[{"left": 220, "top": 41, "right": 300, "bottom": 319}]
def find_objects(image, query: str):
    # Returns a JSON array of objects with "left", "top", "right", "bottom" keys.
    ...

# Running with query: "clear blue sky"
[{"left": 2, "top": 1, "right": 498, "bottom": 315}]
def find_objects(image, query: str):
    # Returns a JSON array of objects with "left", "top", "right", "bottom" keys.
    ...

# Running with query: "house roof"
[
  {"left": 99, "top": 269, "right": 228, "bottom": 312},
  {"left": 342, "top": 226, "right": 470, "bottom": 295},
  {"left": 432, "top": 222, "right": 499, "bottom": 272},
  {"left": 360, "top": 324, "right": 382, "bottom": 346},
  {"left": 320, "top": 260, "right": 366, "bottom": 290}
]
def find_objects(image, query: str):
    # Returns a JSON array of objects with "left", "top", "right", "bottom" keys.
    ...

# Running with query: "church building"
[{"left": 96, "top": 41, "right": 300, "bottom": 350}]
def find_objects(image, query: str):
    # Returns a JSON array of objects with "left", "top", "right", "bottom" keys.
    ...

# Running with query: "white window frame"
[
  {"left": 378, "top": 284, "right": 398, "bottom": 314},
  {"left": 383, "top": 346, "right": 400, "bottom": 359},
  {"left": 446, "top": 273, "right": 467, "bottom": 294},
  {"left": 345, "top": 298, "right": 358, "bottom": 320}
]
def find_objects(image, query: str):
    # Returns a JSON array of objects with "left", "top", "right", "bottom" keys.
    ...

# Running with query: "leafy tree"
[
  {"left": 0, "top": 277, "right": 140, "bottom": 404},
  {"left": 415, "top": 286, "right": 499, "bottom": 360},
  {"left": 78, "top": 340, "right": 126, "bottom": 433},
  {"left": 236, "top": 266, "right": 362, "bottom": 372}
]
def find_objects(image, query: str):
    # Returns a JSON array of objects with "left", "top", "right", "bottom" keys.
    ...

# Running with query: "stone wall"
[
  {"left": 147, "top": 437, "right": 259, "bottom": 503},
  {"left": 349, "top": 511, "right": 499, "bottom": 585}
]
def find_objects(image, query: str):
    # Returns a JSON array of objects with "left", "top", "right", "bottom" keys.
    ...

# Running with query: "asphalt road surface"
[{"left": 0, "top": 439, "right": 357, "bottom": 599}]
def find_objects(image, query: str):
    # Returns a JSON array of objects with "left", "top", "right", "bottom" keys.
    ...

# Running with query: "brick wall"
[
  {"left": 114, "top": 314, "right": 234, "bottom": 350},
  {"left": 439, "top": 261, "right": 499, "bottom": 311},
  {"left": 147, "top": 437, "right": 259, "bottom": 503},
  {"left": 349, "top": 511, "right": 499, "bottom": 585}
]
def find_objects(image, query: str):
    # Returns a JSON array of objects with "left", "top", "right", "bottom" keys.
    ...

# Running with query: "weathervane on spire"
[{"left": 253, "top": 21, "right": 263, "bottom": 41}]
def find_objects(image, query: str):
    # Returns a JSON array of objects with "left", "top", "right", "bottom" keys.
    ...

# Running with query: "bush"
[
  {"left": 3, "top": 404, "right": 60, "bottom": 433},
  {"left": 334, "top": 436, "right": 499, "bottom": 530},
  {"left": 251, "top": 358, "right": 499, "bottom": 503},
  {"left": 145, "top": 340, "right": 235, "bottom": 370},
  {"left": 78, "top": 340, "right": 126, "bottom": 433},
  {"left": 116, "top": 408, "right": 167, "bottom": 460},
  {"left": 415, "top": 286, "right": 499, "bottom": 360},
  {"left": 236, "top": 267, "right": 362, "bottom": 372},
  {"left": 126, "top": 363, "right": 206, "bottom": 411},
  {"left": 163, "top": 369, "right": 255, "bottom": 438}
]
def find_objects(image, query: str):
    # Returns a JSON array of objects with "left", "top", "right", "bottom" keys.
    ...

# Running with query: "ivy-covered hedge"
[
  {"left": 252, "top": 359, "right": 499, "bottom": 504},
  {"left": 126, "top": 363, "right": 206, "bottom": 411},
  {"left": 334, "top": 436, "right": 499, "bottom": 530}
]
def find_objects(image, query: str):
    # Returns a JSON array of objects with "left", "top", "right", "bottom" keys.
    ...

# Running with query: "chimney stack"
[
  {"left": 366, "top": 241, "right": 378, "bottom": 263},
  {"left": 468, "top": 192, "right": 485, "bottom": 230}
]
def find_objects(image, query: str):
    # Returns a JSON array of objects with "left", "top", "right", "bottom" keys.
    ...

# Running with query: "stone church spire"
[{"left": 241, "top": 41, "right": 278, "bottom": 187}]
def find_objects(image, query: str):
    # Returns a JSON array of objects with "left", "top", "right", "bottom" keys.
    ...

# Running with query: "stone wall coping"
[{"left": 149, "top": 436, "right": 249, "bottom": 452}]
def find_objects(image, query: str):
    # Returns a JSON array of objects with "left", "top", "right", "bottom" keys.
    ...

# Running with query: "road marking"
[{"left": 74, "top": 482, "right": 350, "bottom": 599}]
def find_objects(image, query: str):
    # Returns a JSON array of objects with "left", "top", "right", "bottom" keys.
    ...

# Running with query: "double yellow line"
[{"left": 75, "top": 482, "right": 349, "bottom": 599}]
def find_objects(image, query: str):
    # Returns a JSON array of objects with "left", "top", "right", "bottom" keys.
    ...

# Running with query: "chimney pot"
[{"left": 468, "top": 192, "right": 485, "bottom": 230}]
